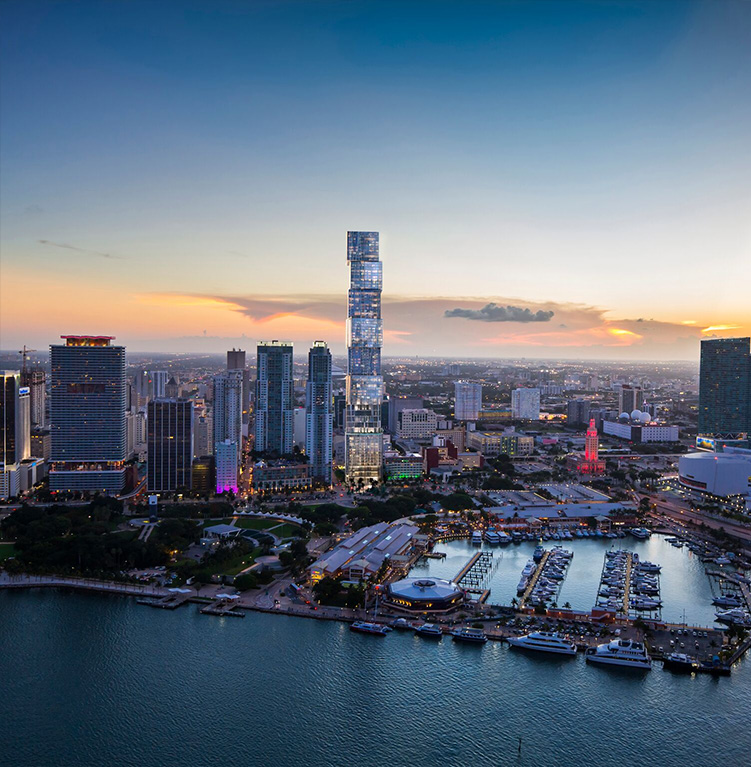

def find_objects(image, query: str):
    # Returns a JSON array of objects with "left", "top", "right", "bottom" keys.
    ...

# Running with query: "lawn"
[{"left": 0, "top": 543, "right": 17, "bottom": 561}]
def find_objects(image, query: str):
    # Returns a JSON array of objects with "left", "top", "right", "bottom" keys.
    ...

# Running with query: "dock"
[
  {"left": 200, "top": 597, "right": 245, "bottom": 617},
  {"left": 454, "top": 551, "right": 497, "bottom": 594},
  {"left": 518, "top": 551, "right": 549, "bottom": 610},
  {"left": 623, "top": 553, "right": 633, "bottom": 613},
  {"left": 137, "top": 591, "right": 193, "bottom": 610}
]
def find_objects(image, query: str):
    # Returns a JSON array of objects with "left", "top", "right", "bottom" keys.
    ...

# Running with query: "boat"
[
  {"left": 471, "top": 531, "right": 483, "bottom": 545},
  {"left": 533, "top": 545, "right": 545, "bottom": 562},
  {"left": 630, "top": 528, "right": 651, "bottom": 540},
  {"left": 484, "top": 530, "right": 500, "bottom": 544},
  {"left": 715, "top": 556, "right": 732, "bottom": 565},
  {"left": 508, "top": 631, "right": 577, "bottom": 656},
  {"left": 497, "top": 532, "right": 512, "bottom": 544},
  {"left": 585, "top": 639, "right": 652, "bottom": 669},
  {"left": 415, "top": 623, "right": 443, "bottom": 638},
  {"left": 636, "top": 561, "right": 661, "bottom": 573},
  {"left": 715, "top": 608, "right": 751, "bottom": 626},
  {"left": 452, "top": 626, "right": 488, "bottom": 644},
  {"left": 630, "top": 597, "right": 662, "bottom": 610},
  {"left": 511, "top": 532, "right": 523, "bottom": 544},
  {"left": 713, "top": 595, "right": 743, "bottom": 609},
  {"left": 662, "top": 652, "right": 700, "bottom": 673},
  {"left": 390, "top": 617, "right": 412, "bottom": 630},
  {"left": 350, "top": 621, "right": 392, "bottom": 636}
]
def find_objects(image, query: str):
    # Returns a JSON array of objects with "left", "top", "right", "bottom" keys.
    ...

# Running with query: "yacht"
[
  {"left": 508, "top": 631, "right": 577, "bottom": 656},
  {"left": 630, "top": 528, "right": 651, "bottom": 540},
  {"left": 415, "top": 623, "right": 443, "bottom": 638},
  {"left": 715, "top": 608, "right": 751, "bottom": 626},
  {"left": 636, "top": 561, "right": 661, "bottom": 573},
  {"left": 630, "top": 597, "right": 662, "bottom": 610},
  {"left": 390, "top": 617, "right": 412, "bottom": 631},
  {"left": 350, "top": 621, "right": 392, "bottom": 636},
  {"left": 511, "top": 532, "right": 524, "bottom": 544},
  {"left": 533, "top": 545, "right": 545, "bottom": 562},
  {"left": 713, "top": 594, "right": 743, "bottom": 609},
  {"left": 452, "top": 626, "right": 488, "bottom": 644},
  {"left": 585, "top": 639, "right": 652, "bottom": 669},
  {"left": 497, "top": 531, "right": 512, "bottom": 544},
  {"left": 715, "top": 555, "right": 732, "bottom": 566},
  {"left": 471, "top": 531, "right": 483, "bottom": 545},
  {"left": 662, "top": 652, "right": 700, "bottom": 673},
  {"left": 484, "top": 530, "right": 500, "bottom": 544}
]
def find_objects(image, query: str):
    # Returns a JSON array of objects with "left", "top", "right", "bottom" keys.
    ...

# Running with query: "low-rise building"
[
  {"left": 397, "top": 408, "right": 438, "bottom": 441},
  {"left": 251, "top": 460, "right": 311, "bottom": 492},
  {"left": 384, "top": 452, "right": 424, "bottom": 480},
  {"left": 602, "top": 418, "right": 679, "bottom": 443},
  {"left": 466, "top": 429, "right": 534, "bottom": 457}
]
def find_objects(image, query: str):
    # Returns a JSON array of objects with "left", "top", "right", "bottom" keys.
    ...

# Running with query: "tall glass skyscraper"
[
  {"left": 345, "top": 231, "right": 384, "bottom": 486},
  {"left": 699, "top": 337, "right": 751, "bottom": 438},
  {"left": 305, "top": 342, "right": 333, "bottom": 485},
  {"left": 49, "top": 336, "right": 127, "bottom": 493},
  {"left": 255, "top": 341, "right": 293, "bottom": 455},
  {"left": 147, "top": 399, "right": 194, "bottom": 492}
]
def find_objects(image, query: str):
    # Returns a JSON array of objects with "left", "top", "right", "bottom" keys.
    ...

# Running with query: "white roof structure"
[{"left": 388, "top": 577, "right": 462, "bottom": 602}]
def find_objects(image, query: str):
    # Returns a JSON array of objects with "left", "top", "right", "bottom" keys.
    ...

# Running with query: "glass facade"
[
  {"left": 345, "top": 231, "right": 384, "bottom": 485},
  {"left": 147, "top": 399, "right": 194, "bottom": 493},
  {"left": 305, "top": 342, "right": 333, "bottom": 485},
  {"left": 699, "top": 337, "right": 751, "bottom": 438},
  {"left": 255, "top": 342, "right": 294, "bottom": 455}
]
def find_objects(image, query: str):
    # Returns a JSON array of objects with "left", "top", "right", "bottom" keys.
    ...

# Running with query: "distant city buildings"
[
  {"left": 227, "top": 348, "right": 250, "bottom": 435},
  {"left": 567, "top": 398, "right": 590, "bottom": 427},
  {"left": 397, "top": 408, "right": 438, "bottom": 441},
  {"left": 699, "top": 337, "right": 751, "bottom": 439},
  {"left": 305, "top": 341, "right": 333, "bottom": 485},
  {"left": 387, "top": 395, "right": 423, "bottom": 434},
  {"left": 147, "top": 399, "right": 194, "bottom": 493},
  {"left": 255, "top": 341, "right": 294, "bottom": 454},
  {"left": 49, "top": 336, "right": 126, "bottom": 493},
  {"left": 454, "top": 381, "right": 482, "bottom": 421},
  {"left": 345, "top": 231, "right": 384, "bottom": 486},
  {"left": 511, "top": 387, "right": 540, "bottom": 421},
  {"left": 619, "top": 384, "right": 644, "bottom": 416}
]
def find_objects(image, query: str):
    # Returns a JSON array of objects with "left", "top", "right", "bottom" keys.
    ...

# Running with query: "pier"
[
  {"left": 454, "top": 551, "right": 497, "bottom": 594},
  {"left": 518, "top": 551, "right": 549, "bottom": 610},
  {"left": 200, "top": 596, "right": 245, "bottom": 617},
  {"left": 622, "top": 553, "right": 633, "bottom": 613}
]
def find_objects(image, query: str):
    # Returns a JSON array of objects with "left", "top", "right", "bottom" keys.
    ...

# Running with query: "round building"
[{"left": 385, "top": 577, "right": 464, "bottom": 612}]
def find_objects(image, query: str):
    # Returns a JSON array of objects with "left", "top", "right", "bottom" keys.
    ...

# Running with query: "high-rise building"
[
  {"left": 511, "top": 388, "right": 541, "bottom": 421},
  {"left": 345, "top": 231, "right": 384, "bottom": 486},
  {"left": 227, "top": 348, "right": 251, "bottom": 434},
  {"left": 619, "top": 385, "right": 644, "bottom": 415},
  {"left": 215, "top": 439, "right": 238, "bottom": 494},
  {"left": 255, "top": 341, "right": 293, "bottom": 454},
  {"left": 567, "top": 398, "right": 590, "bottom": 426},
  {"left": 305, "top": 341, "right": 333, "bottom": 485},
  {"left": 21, "top": 369, "right": 46, "bottom": 428},
  {"left": 1, "top": 371, "right": 31, "bottom": 467},
  {"left": 454, "top": 381, "right": 482, "bottom": 421},
  {"left": 194, "top": 413, "right": 213, "bottom": 458},
  {"left": 149, "top": 370, "right": 168, "bottom": 399},
  {"left": 213, "top": 371, "right": 243, "bottom": 486},
  {"left": 147, "top": 399, "right": 194, "bottom": 492},
  {"left": 699, "top": 337, "right": 751, "bottom": 438},
  {"left": 387, "top": 396, "right": 423, "bottom": 434},
  {"left": 49, "top": 336, "right": 126, "bottom": 493}
]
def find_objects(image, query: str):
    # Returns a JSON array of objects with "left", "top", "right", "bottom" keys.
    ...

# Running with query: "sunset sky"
[{"left": 1, "top": 0, "right": 749, "bottom": 359}]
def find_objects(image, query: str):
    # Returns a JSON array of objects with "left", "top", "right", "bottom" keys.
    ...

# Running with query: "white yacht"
[
  {"left": 484, "top": 530, "right": 500, "bottom": 544},
  {"left": 508, "top": 631, "right": 577, "bottom": 656},
  {"left": 471, "top": 531, "right": 483, "bottom": 545},
  {"left": 497, "top": 531, "right": 512, "bottom": 544},
  {"left": 586, "top": 639, "right": 652, "bottom": 669}
]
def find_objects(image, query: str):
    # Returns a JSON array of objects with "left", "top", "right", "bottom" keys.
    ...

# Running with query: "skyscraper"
[
  {"left": 345, "top": 231, "right": 384, "bottom": 486},
  {"left": 567, "top": 398, "right": 590, "bottom": 426},
  {"left": 1, "top": 371, "right": 30, "bottom": 467},
  {"left": 454, "top": 381, "right": 482, "bottom": 421},
  {"left": 149, "top": 370, "right": 168, "bottom": 399},
  {"left": 255, "top": 341, "right": 293, "bottom": 454},
  {"left": 21, "top": 369, "right": 46, "bottom": 428},
  {"left": 215, "top": 439, "right": 238, "bottom": 494},
  {"left": 213, "top": 370, "right": 243, "bottom": 487},
  {"left": 305, "top": 341, "right": 333, "bottom": 485},
  {"left": 699, "top": 337, "right": 751, "bottom": 438},
  {"left": 619, "top": 385, "right": 644, "bottom": 415},
  {"left": 511, "top": 387, "right": 541, "bottom": 421},
  {"left": 227, "top": 348, "right": 250, "bottom": 435},
  {"left": 49, "top": 336, "right": 126, "bottom": 493},
  {"left": 147, "top": 399, "right": 194, "bottom": 492}
]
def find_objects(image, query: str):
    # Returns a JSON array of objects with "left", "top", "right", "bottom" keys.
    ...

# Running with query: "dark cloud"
[
  {"left": 38, "top": 239, "right": 124, "bottom": 260},
  {"left": 444, "top": 303, "right": 554, "bottom": 323}
]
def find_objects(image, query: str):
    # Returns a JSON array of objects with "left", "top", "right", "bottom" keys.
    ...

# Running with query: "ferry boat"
[
  {"left": 484, "top": 530, "right": 500, "bottom": 545},
  {"left": 662, "top": 652, "right": 700, "bottom": 673},
  {"left": 471, "top": 531, "right": 483, "bottom": 545},
  {"left": 452, "top": 626, "right": 488, "bottom": 644},
  {"left": 350, "top": 621, "right": 392, "bottom": 636},
  {"left": 508, "top": 631, "right": 577, "bottom": 656},
  {"left": 497, "top": 531, "right": 512, "bottom": 544},
  {"left": 511, "top": 532, "right": 524, "bottom": 544},
  {"left": 414, "top": 623, "right": 443, "bottom": 638},
  {"left": 585, "top": 639, "right": 652, "bottom": 669}
]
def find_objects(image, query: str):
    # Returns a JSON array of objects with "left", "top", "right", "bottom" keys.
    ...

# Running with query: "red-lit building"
[{"left": 578, "top": 419, "right": 605, "bottom": 475}]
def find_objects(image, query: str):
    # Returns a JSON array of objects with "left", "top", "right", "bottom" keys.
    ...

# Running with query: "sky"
[{"left": 1, "top": 0, "right": 750, "bottom": 360}]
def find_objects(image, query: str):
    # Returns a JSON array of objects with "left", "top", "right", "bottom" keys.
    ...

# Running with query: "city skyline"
[{"left": 1, "top": 1, "right": 750, "bottom": 360}]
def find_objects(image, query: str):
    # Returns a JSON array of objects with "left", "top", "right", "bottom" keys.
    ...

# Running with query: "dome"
[
  {"left": 630, "top": 409, "right": 642, "bottom": 420},
  {"left": 638, "top": 411, "right": 652, "bottom": 424},
  {"left": 619, "top": 412, "right": 630, "bottom": 421}
]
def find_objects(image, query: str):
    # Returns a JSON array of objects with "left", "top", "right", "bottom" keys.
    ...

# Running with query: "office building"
[
  {"left": 191, "top": 456, "right": 215, "bottom": 495},
  {"left": 255, "top": 341, "right": 294, "bottom": 454},
  {"left": 147, "top": 399, "right": 194, "bottom": 492},
  {"left": 1, "top": 371, "right": 31, "bottom": 467},
  {"left": 454, "top": 381, "right": 482, "bottom": 421},
  {"left": 227, "top": 348, "right": 251, "bottom": 435},
  {"left": 21, "top": 369, "right": 46, "bottom": 428},
  {"left": 344, "top": 231, "right": 384, "bottom": 486},
  {"left": 699, "top": 337, "right": 751, "bottom": 438},
  {"left": 215, "top": 439, "right": 239, "bottom": 494},
  {"left": 511, "top": 388, "right": 541, "bottom": 421},
  {"left": 397, "top": 408, "right": 438, "bottom": 441},
  {"left": 251, "top": 459, "right": 311, "bottom": 492},
  {"left": 466, "top": 430, "right": 534, "bottom": 457},
  {"left": 194, "top": 413, "right": 213, "bottom": 458},
  {"left": 387, "top": 395, "right": 423, "bottom": 434},
  {"left": 49, "top": 336, "right": 126, "bottom": 493},
  {"left": 305, "top": 341, "right": 333, "bottom": 485},
  {"left": 149, "top": 370, "right": 168, "bottom": 399},
  {"left": 567, "top": 399, "right": 590, "bottom": 427},
  {"left": 619, "top": 385, "right": 644, "bottom": 415}
]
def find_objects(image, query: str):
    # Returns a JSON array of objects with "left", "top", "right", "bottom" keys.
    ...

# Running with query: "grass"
[
  {"left": 221, "top": 547, "right": 264, "bottom": 576},
  {"left": 0, "top": 543, "right": 17, "bottom": 561}
]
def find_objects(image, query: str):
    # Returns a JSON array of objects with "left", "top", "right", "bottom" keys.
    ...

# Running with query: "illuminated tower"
[
  {"left": 585, "top": 419, "right": 599, "bottom": 461},
  {"left": 345, "top": 231, "right": 384, "bottom": 486}
]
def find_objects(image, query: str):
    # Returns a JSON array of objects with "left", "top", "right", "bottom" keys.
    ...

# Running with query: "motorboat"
[
  {"left": 630, "top": 528, "right": 651, "bottom": 540},
  {"left": 715, "top": 608, "right": 751, "bottom": 626},
  {"left": 497, "top": 532, "right": 512, "bottom": 544},
  {"left": 350, "top": 621, "right": 392, "bottom": 636},
  {"left": 662, "top": 653, "right": 700, "bottom": 673},
  {"left": 471, "top": 531, "right": 483, "bottom": 545},
  {"left": 585, "top": 639, "right": 652, "bottom": 669},
  {"left": 636, "top": 561, "right": 661, "bottom": 573},
  {"left": 484, "top": 530, "right": 500, "bottom": 544},
  {"left": 452, "top": 626, "right": 488, "bottom": 644},
  {"left": 713, "top": 595, "right": 743, "bottom": 609},
  {"left": 630, "top": 597, "right": 662, "bottom": 610},
  {"left": 390, "top": 617, "right": 412, "bottom": 630},
  {"left": 715, "top": 556, "right": 732, "bottom": 566},
  {"left": 414, "top": 623, "right": 443, "bottom": 638},
  {"left": 533, "top": 545, "right": 545, "bottom": 562},
  {"left": 508, "top": 631, "right": 577, "bottom": 656}
]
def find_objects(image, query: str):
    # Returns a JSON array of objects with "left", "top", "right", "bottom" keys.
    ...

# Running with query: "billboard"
[{"left": 695, "top": 436, "right": 716, "bottom": 452}]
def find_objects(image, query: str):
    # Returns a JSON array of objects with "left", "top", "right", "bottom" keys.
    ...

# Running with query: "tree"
[{"left": 234, "top": 572, "right": 258, "bottom": 591}]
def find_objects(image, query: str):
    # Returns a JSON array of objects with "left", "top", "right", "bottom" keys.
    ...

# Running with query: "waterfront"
[
  {"left": 2, "top": 589, "right": 751, "bottom": 767},
  {"left": 415, "top": 534, "right": 719, "bottom": 626}
]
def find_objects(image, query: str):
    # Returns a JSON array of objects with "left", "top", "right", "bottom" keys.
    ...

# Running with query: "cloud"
[
  {"left": 38, "top": 239, "right": 124, "bottom": 260},
  {"left": 444, "top": 303, "right": 554, "bottom": 323}
]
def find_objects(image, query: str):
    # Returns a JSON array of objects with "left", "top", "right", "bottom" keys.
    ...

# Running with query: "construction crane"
[{"left": 18, "top": 345, "right": 37, "bottom": 374}]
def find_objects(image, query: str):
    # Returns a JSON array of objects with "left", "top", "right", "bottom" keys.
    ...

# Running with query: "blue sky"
[{"left": 1, "top": 0, "right": 749, "bottom": 357}]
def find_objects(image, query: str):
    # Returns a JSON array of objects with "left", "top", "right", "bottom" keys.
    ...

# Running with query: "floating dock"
[
  {"left": 454, "top": 551, "right": 497, "bottom": 594},
  {"left": 518, "top": 551, "right": 550, "bottom": 610}
]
